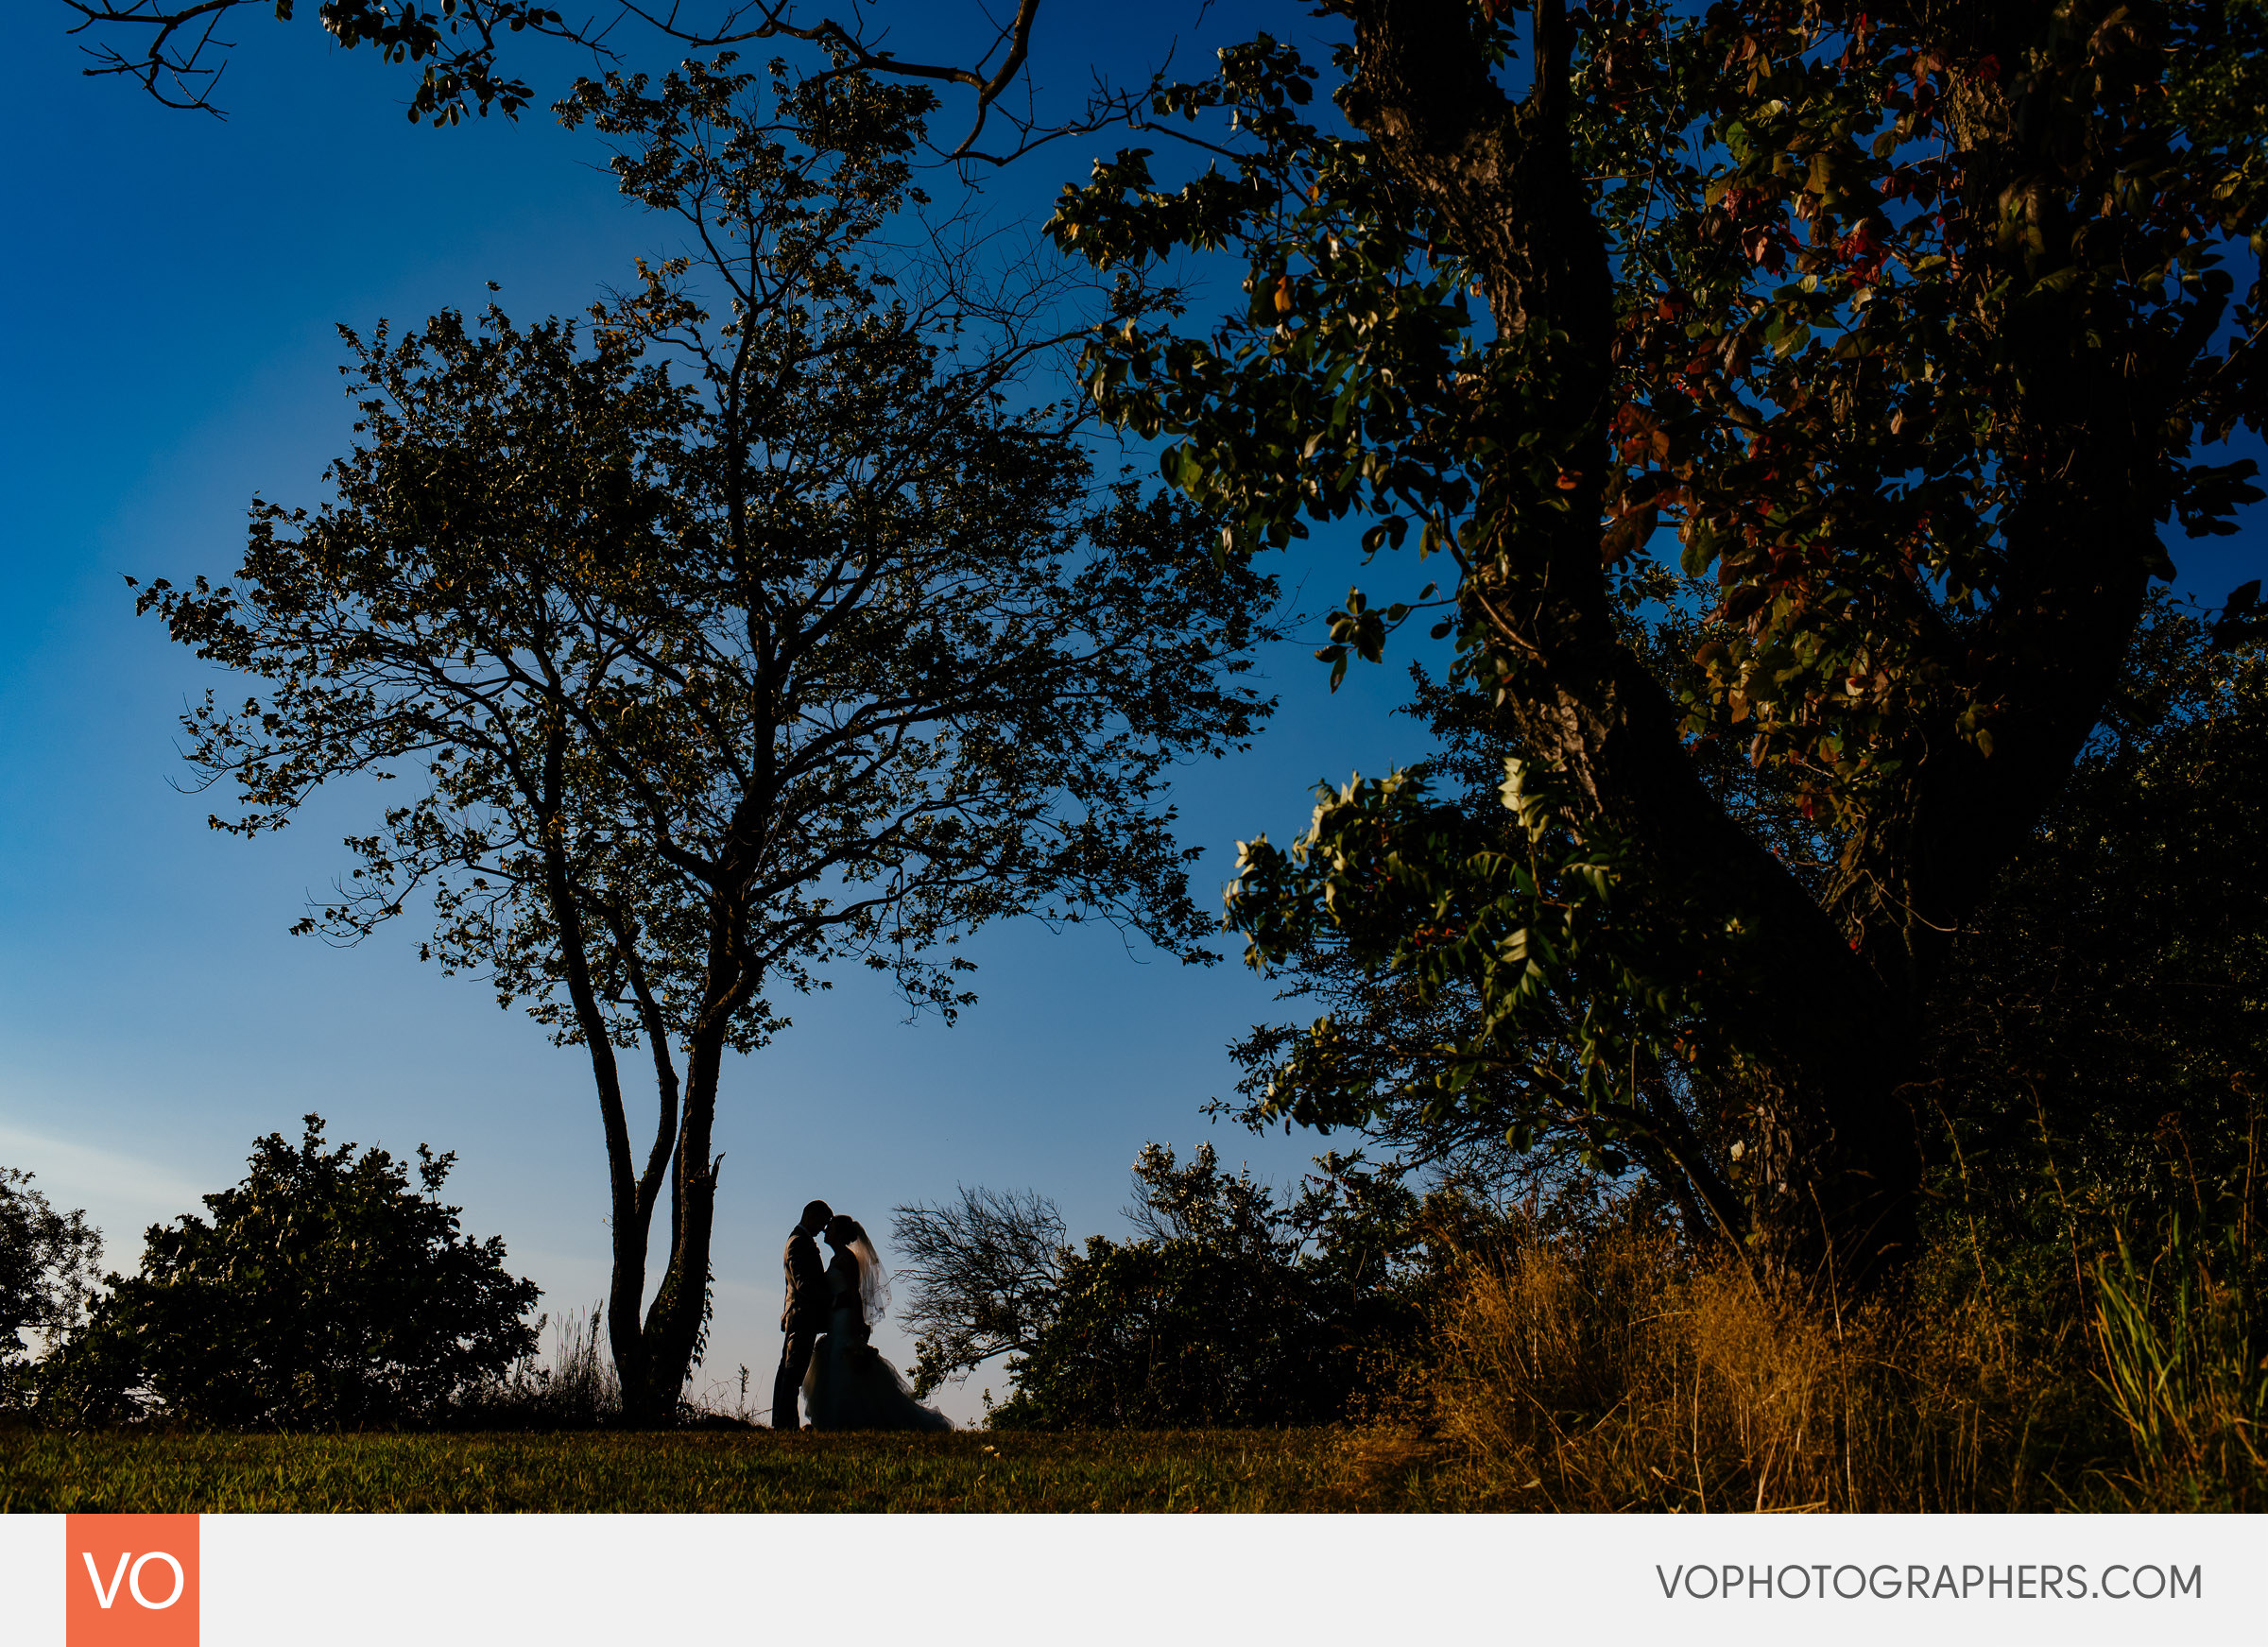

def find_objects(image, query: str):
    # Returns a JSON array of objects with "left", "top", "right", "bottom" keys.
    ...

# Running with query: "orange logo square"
[{"left": 65, "top": 1515, "right": 198, "bottom": 1647}]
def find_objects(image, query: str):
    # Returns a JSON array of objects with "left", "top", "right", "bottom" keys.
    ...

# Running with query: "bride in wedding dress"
[{"left": 802, "top": 1214, "right": 954, "bottom": 1432}]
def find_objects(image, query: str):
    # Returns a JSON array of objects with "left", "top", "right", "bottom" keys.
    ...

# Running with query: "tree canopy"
[{"left": 60, "top": 0, "right": 1069, "bottom": 154}]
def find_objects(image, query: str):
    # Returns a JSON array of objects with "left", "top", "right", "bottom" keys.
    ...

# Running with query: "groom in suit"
[{"left": 772, "top": 1198, "right": 833, "bottom": 1430}]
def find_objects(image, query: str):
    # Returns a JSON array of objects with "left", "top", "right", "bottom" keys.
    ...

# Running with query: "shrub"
[
  {"left": 44, "top": 1115, "right": 538, "bottom": 1428},
  {"left": 989, "top": 1232, "right": 1329, "bottom": 1429},
  {"left": 983, "top": 1144, "right": 1436, "bottom": 1429}
]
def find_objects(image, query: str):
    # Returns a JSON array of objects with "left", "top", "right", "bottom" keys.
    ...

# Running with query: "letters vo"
[{"left": 64, "top": 1515, "right": 198, "bottom": 1647}]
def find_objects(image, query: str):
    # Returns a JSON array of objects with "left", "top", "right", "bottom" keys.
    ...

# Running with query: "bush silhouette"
[{"left": 51, "top": 1115, "right": 537, "bottom": 1428}]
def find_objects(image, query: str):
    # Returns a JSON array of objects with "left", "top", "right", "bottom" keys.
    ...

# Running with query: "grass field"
[{"left": 0, "top": 1427, "right": 1491, "bottom": 1514}]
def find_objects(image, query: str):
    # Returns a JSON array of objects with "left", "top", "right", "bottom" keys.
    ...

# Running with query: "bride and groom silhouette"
[{"left": 772, "top": 1198, "right": 953, "bottom": 1432}]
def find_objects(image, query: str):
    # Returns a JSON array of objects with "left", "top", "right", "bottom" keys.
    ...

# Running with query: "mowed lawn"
[{"left": 0, "top": 1427, "right": 1480, "bottom": 1513}]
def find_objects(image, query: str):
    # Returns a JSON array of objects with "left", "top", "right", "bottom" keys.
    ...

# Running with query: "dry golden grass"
[{"left": 1370, "top": 1219, "right": 2259, "bottom": 1513}]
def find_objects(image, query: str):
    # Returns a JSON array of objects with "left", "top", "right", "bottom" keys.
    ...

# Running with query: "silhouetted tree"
[
  {"left": 891, "top": 1186, "right": 1068, "bottom": 1398},
  {"left": 133, "top": 58, "right": 1276, "bottom": 1419}
]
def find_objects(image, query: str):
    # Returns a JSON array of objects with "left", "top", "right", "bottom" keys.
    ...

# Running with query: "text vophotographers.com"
[{"left": 1656, "top": 1560, "right": 2202, "bottom": 1602}]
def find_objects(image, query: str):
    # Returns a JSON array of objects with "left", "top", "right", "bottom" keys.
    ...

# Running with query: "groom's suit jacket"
[{"left": 782, "top": 1227, "right": 830, "bottom": 1334}]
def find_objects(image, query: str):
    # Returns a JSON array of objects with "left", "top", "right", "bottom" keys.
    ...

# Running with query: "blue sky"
[
  {"left": 0, "top": 0, "right": 1429, "bottom": 1422},
  {"left": 6, "top": 2, "right": 2262, "bottom": 1427}
]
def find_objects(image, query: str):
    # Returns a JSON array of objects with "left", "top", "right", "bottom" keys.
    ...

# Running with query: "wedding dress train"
[{"left": 802, "top": 1302, "right": 953, "bottom": 1432}]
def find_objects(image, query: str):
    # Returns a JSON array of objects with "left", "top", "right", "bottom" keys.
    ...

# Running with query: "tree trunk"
[
  {"left": 628, "top": 1029, "right": 728, "bottom": 1418},
  {"left": 1345, "top": 0, "right": 1933, "bottom": 1283}
]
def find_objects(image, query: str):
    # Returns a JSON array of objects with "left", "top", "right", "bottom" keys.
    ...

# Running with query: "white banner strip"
[{"left": 6, "top": 1511, "right": 2262, "bottom": 1646}]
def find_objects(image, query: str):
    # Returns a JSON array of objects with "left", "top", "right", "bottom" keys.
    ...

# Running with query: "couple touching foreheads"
[{"left": 772, "top": 1198, "right": 952, "bottom": 1433}]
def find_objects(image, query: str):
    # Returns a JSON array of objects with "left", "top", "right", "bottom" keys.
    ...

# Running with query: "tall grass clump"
[
  {"left": 2088, "top": 1216, "right": 2264, "bottom": 1508},
  {"left": 1417, "top": 1212, "right": 2093, "bottom": 1512},
  {"left": 539, "top": 1302, "right": 623, "bottom": 1425},
  {"left": 441, "top": 1302, "right": 623, "bottom": 1431}
]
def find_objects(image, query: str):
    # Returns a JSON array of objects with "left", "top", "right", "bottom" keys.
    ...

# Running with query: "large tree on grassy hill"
[
  {"left": 1048, "top": 0, "right": 2268, "bottom": 1283},
  {"left": 133, "top": 58, "right": 1276, "bottom": 1420}
]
